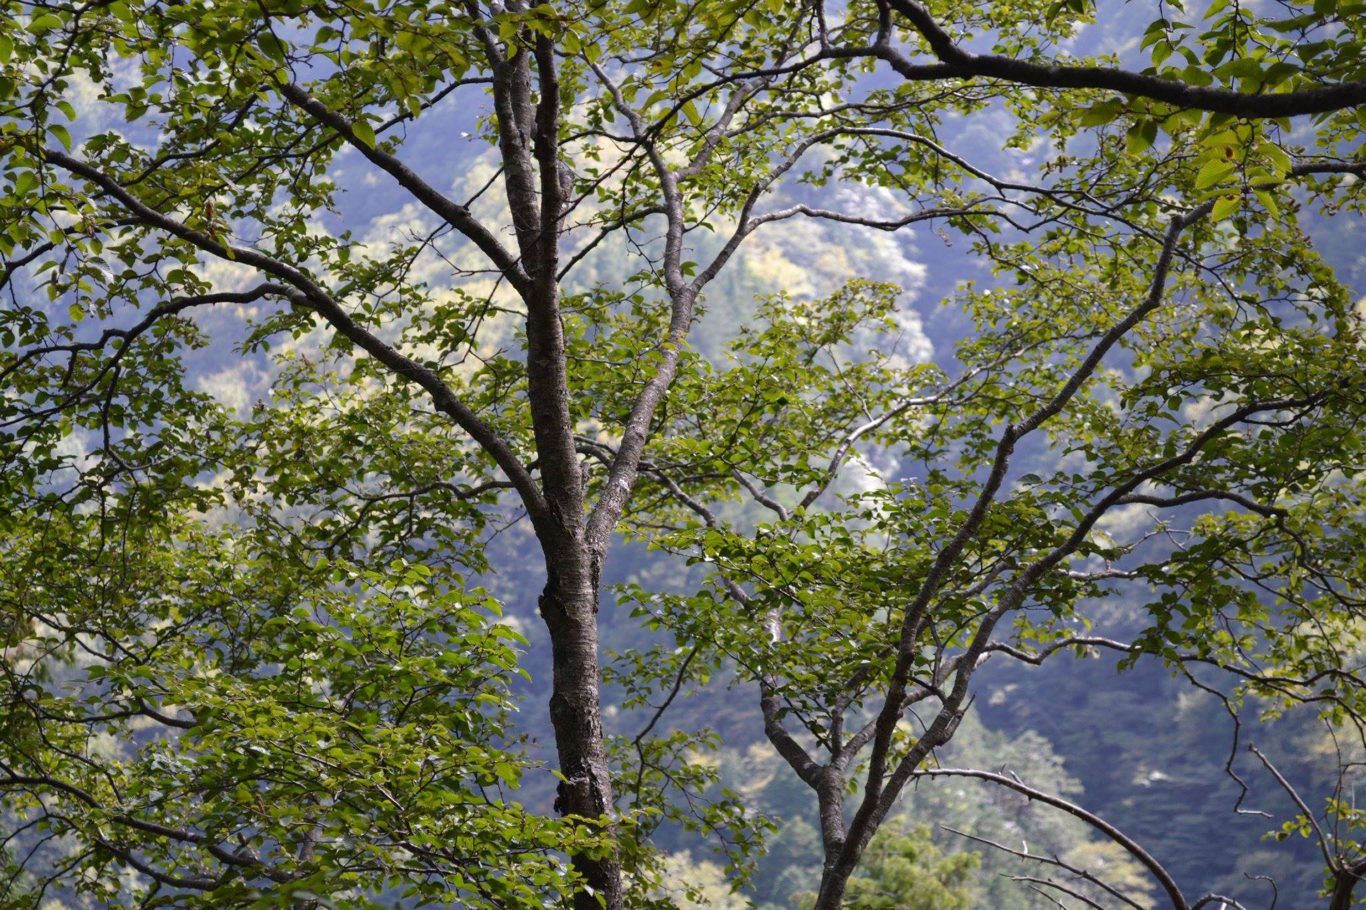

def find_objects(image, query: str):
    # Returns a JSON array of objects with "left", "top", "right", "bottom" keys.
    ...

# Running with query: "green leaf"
[
  {"left": 1254, "top": 188, "right": 1280, "bottom": 219},
  {"left": 1210, "top": 193, "right": 1240, "bottom": 221},
  {"left": 1260, "top": 141, "right": 1293, "bottom": 177},
  {"left": 27, "top": 13, "right": 63, "bottom": 34},
  {"left": 1125, "top": 119, "right": 1158, "bottom": 154},
  {"left": 1078, "top": 99, "right": 1124, "bottom": 127},
  {"left": 350, "top": 118, "right": 376, "bottom": 149},
  {"left": 257, "top": 30, "right": 288, "bottom": 62},
  {"left": 48, "top": 124, "right": 72, "bottom": 151},
  {"left": 1195, "top": 157, "right": 1237, "bottom": 189}
]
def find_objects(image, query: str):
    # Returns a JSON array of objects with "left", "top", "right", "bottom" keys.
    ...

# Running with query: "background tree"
[
  {"left": 0, "top": 1, "right": 1364, "bottom": 909},
  {"left": 841, "top": 826, "right": 978, "bottom": 910},
  {"left": 595, "top": 1, "right": 1366, "bottom": 907}
]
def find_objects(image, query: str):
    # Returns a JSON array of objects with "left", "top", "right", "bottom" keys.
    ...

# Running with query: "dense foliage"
[{"left": 1, "top": 0, "right": 1364, "bottom": 908}]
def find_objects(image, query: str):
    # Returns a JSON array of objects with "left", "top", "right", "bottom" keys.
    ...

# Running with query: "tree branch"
[
  {"left": 882, "top": 0, "right": 1366, "bottom": 117},
  {"left": 275, "top": 82, "right": 532, "bottom": 298},
  {"left": 38, "top": 149, "right": 549, "bottom": 526},
  {"left": 918, "top": 768, "right": 1192, "bottom": 910}
]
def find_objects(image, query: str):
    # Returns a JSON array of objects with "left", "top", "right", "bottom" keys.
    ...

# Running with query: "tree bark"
[
  {"left": 538, "top": 538, "right": 621, "bottom": 910},
  {"left": 1329, "top": 857, "right": 1366, "bottom": 910},
  {"left": 469, "top": 23, "right": 625, "bottom": 908}
]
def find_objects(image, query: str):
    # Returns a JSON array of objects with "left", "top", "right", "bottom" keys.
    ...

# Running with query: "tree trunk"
[
  {"left": 539, "top": 546, "right": 622, "bottom": 910},
  {"left": 1329, "top": 858, "right": 1366, "bottom": 910},
  {"left": 813, "top": 865, "right": 853, "bottom": 910},
  {"left": 811, "top": 796, "right": 879, "bottom": 910}
]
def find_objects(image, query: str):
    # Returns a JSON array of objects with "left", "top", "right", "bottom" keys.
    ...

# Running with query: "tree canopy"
[{"left": 1, "top": 0, "right": 1364, "bottom": 908}]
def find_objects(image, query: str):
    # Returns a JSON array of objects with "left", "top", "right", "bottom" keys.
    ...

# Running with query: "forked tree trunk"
[
  {"left": 1329, "top": 857, "right": 1366, "bottom": 910},
  {"left": 479, "top": 28, "right": 625, "bottom": 909}
]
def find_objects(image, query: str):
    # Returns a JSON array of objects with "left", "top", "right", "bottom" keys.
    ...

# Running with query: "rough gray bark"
[{"left": 539, "top": 551, "right": 621, "bottom": 910}]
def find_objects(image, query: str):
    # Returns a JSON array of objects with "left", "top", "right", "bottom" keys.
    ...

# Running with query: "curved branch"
[
  {"left": 0, "top": 773, "right": 275, "bottom": 879},
  {"left": 746, "top": 203, "right": 988, "bottom": 232},
  {"left": 918, "top": 767, "right": 1192, "bottom": 910},
  {"left": 883, "top": 0, "right": 1366, "bottom": 117},
  {"left": 0, "top": 286, "right": 275, "bottom": 393},
  {"left": 943, "top": 824, "right": 1148, "bottom": 910},
  {"left": 275, "top": 82, "right": 532, "bottom": 297},
  {"left": 37, "top": 149, "right": 549, "bottom": 525}
]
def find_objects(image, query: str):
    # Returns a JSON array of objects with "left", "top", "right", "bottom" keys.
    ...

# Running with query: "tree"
[
  {"left": 841, "top": 826, "right": 978, "bottom": 910},
  {"left": 0, "top": 1, "right": 1363, "bottom": 909}
]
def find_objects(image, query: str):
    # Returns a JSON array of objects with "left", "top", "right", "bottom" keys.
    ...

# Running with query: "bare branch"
[
  {"left": 276, "top": 82, "right": 531, "bottom": 297},
  {"left": 1248, "top": 745, "right": 1335, "bottom": 871},
  {"left": 944, "top": 825, "right": 1147, "bottom": 910},
  {"left": 919, "top": 768, "right": 1192, "bottom": 910}
]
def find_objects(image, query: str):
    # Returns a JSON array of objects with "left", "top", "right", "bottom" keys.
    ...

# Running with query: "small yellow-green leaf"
[
  {"left": 1211, "top": 194, "right": 1240, "bottom": 222},
  {"left": 48, "top": 124, "right": 72, "bottom": 151},
  {"left": 1254, "top": 188, "right": 1280, "bottom": 219},
  {"left": 1260, "top": 141, "right": 1293, "bottom": 177},
  {"left": 1200, "top": 128, "right": 1239, "bottom": 149},
  {"left": 13, "top": 170, "right": 37, "bottom": 196},
  {"left": 1195, "top": 157, "right": 1237, "bottom": 189},
  {"left": 1161, "top": 108, "right": 1203, "bottom": 134},
  {"left": 28, "top": 13, "right": 63, "bottom": 35},
  {"left": 351, "top": 118, "right": 376, "bottom": 149}
]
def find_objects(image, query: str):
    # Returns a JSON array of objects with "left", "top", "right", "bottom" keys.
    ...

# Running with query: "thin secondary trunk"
[
  {"left": 1329, "top": 859, "right": 1366, "bottom": 910},
  {"left": 539, "top": 544, "right": 622, "bottom": 910}
]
